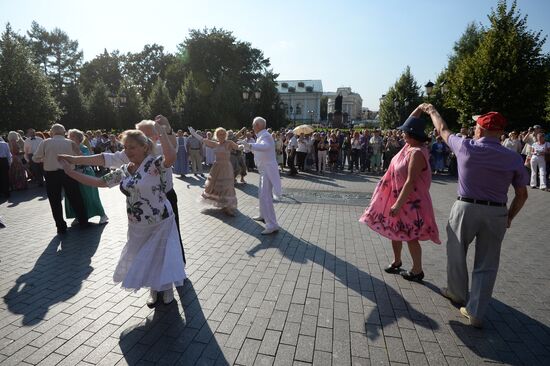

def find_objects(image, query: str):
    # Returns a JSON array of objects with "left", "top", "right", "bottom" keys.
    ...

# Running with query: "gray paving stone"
[
  {"left": 258, "top": 330, "right": 281, "bottom": 356},
  {"left": 2, "top": 171, "right": 550, "bottom": 366},
  {"left": 235, "top": 338, "right": 261, "bottom": 366}
]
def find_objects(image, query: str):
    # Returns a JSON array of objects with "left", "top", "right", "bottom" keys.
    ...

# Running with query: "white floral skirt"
[{"left": 114, "top": 215, "right": 186, "bottom": 291}]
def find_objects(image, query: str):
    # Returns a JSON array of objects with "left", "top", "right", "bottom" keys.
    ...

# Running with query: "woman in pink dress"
[{"left": 359, "top": 107, "right": 440, "bottom": 281}]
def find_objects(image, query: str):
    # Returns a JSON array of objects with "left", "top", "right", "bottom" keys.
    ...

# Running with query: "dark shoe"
[
  {"left": 402, "top": 270, "right": 424, "bottom": 282},
  {"left": 384, "top": 261, "right": 402, "bottom": 274},
  {"left": 252, "top": 216, "right": 265, "bottom": 222}
]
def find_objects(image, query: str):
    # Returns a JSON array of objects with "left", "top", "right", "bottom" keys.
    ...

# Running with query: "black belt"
[
  {"left": 457, "top": 197, "right": 506, "bottom": 207},
  {"left": 189, "top": 148, "right": 201, "bottom": 150}
]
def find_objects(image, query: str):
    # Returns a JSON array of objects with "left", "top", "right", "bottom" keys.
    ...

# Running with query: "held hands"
[{"left": 155, "top": 115, "right": 171, "bottom": 132}]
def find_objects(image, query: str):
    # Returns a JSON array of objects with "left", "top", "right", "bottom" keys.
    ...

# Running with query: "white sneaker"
[
  {"left": 261, "top": 227, "right": 280, "bottom": 235},
  {"left": 146, "top": 289, "right": 158, "bottom": 307},
  {"left": 70, "top": 219, "right": 79, "bottom": 227},
  {"left": 162, "top": 288, "right": 174, "bottom": 304},
  {"left": 99, "top": 215, "right": 109, "bottom": 224}
]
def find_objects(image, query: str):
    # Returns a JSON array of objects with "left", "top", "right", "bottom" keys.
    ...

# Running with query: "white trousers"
[
  {"left": 530, "top": 155, "right": 547, "bottom": 189},
  {"left": 317, "top": 150, "right": 327, "bottom": 172},
  {"left": 258, "top": 173, "right": 278, "bottom": 230}
]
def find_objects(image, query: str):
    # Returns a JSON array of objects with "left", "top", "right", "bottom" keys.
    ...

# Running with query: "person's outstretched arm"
[
  {"left": 60, "top": 159, "right": 108, "bottom": 187},
  {"left": 421, "top": 103, "right": 452, "bottom": 144},
  {"left": 156, "top": 122, "right": 176, "bottom": 167},
  {"left": 58, "top": 153, "right": 106, "bottom": 166}
]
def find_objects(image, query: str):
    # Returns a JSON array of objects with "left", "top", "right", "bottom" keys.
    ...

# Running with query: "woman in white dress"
[{"left": 59, "top": 124, "right": 185, "bottom": 307}]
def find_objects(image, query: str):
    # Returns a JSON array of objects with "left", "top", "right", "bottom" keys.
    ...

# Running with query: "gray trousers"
[
  {"left": 446, "top": 201, "right": 508, "bottom": 320},
  {"left": 188, "top": 149, "right": 203, "bottom": 173}
]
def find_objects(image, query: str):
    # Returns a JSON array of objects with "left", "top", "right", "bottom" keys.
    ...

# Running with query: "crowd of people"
[{"left": 0, "top": 105, "right": 547, "bottom": 330}]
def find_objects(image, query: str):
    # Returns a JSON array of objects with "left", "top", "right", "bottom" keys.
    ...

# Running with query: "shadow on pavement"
[
  {"left": 118, "top": 280, "right": 226, "bottom": 365},
  {"left": 3, "top": 224, "right": 105, "bottom": 325},
  {"left": 241, "top": 226, "right": 440, "bottom": 341},
  {"left": 4, "top": 186, "right": 48, "bottom": 208},
  {"left": 448, "top": 298, "right": 550, "bottom": 365}
]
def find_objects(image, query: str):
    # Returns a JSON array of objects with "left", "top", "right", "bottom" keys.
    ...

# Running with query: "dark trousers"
[
  {"left": 166, "top": 188, "right": 186, "bottom": 264},
  {"left": 44, "top": 170, "right": 88, "bottom": 230},
  {"left": 296, "top": 151, "right": 307, "bottom": 171},
  {"left": 28, "top": 154, "right": 44, "bottom": 185},
  {"left": 351, "top": 149, "right": 360, "bottom": 171},
  {"left": 245, "top": 152, "right": 255, "bottom": 171},
  {"left": 287, "top": 150, "right": 297, "bottom": 175},
  {"left": 0, "top": 158, "right": 9, "bottom": 197}
]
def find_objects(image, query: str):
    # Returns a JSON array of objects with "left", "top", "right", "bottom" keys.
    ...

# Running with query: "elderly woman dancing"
[
  {"left": 59, "top": 123, "right": 185, "bottom": 306},
  {"left": 360, "top": 105, "right": 441, "bottom": 281},
  {"left": 188, "top": 126, "right": 241, "bottom": 216}
]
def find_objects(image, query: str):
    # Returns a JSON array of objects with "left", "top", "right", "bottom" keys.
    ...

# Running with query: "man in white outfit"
[{"left": 242, "top": 117, "right": 282, "bottom": 235}]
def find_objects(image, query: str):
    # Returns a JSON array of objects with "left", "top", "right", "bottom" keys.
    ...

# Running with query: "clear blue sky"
[{"left": 2, "top": 0, "right": 549, "bottom": 110}]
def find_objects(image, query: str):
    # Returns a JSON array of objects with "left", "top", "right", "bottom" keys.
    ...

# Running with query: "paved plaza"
[{"left": 0, "top": 170, "right": 549, "bottom": 366}]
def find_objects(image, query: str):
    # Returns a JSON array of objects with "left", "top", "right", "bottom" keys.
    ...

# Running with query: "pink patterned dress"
[{"left": 359, "top": 144, "right": 441, "bottom": 244}]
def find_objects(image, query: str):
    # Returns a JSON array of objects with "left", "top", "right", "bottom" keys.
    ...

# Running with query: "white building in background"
[
  {"left": 276, "top": 80, "right": 323, "bottom": 124},
  {"left": 327, "top": 87, "right": 363, "bottom": 120}
]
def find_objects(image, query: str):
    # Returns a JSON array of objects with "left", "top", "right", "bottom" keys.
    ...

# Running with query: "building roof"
[{"left": 276, "top": 80, "right": 323, "bottom": 94}]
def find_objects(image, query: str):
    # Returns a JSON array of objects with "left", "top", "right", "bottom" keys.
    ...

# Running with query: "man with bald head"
[{"left": 242, "top": 117, "right": 282, "bottom": 235}]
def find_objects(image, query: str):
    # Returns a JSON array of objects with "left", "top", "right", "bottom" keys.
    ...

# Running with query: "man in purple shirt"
[{"left": 422, "top": 104, "right": 528, "bottom": 328}]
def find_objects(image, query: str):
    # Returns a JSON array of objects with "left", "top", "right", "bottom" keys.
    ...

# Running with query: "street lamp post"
[
  {"left": 242, "top": 89, "right": 261, "bottom": 121},
  {"left": 308, "top": 109, "right": 314, "bottom": 124}
]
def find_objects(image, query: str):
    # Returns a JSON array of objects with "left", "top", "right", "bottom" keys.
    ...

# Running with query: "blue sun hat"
[{"left": 397, "top": 117, "right": 429, "bottom": 142}]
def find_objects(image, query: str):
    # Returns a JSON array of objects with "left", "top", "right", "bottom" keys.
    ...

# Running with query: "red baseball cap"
[{"left": 476, "top": 112, "right": 507, "bottom": 131}]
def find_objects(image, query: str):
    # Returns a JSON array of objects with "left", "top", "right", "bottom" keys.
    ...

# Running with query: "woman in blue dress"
[{"left": 173, "top": 130, "right": 188, "bottom": 177}]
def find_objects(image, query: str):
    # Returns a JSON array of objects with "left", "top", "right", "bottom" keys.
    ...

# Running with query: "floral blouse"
[{"left": 102, "top": 154, "right": 172, "bottom": 224}]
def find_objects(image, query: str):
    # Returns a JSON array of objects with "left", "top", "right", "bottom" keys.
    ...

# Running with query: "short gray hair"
[
  {"left": 253, "top": 116, "right": 266, "bottom": 130},
  {"left": 135, "top": 120, "right": 155, "bottom": 129},
  {"left": 68, "top": 129, "right": 85, "bottom": 143},
  {"left": 50, "top": 124, "right": 66, "bottom": 136}
]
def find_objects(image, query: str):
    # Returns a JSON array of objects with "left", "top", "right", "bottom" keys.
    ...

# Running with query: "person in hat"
[
  {"left": 422, "top": 104, "right": 529, "bottom": 328},
  {"left": 359, "top": 106, "right": 441, "bottom": 282}
]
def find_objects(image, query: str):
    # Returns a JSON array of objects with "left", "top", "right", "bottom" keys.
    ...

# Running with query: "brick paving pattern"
[{"left": 0, "top": 170, "right": 549, "bottom": 365}]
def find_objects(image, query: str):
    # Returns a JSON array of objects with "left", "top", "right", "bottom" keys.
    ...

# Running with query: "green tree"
[
  {"left": 179, "top": 28, "right": 272, "bottom": 128},
  {"left": 26, "top": 21, "right": 49, "bottom": 74},
  {"left": 60, "top": 84, "right": 88, "bottom": 130},
  {"left": 26, "top": 22, "right": 83, "bottom": 101},
  {"left": 118, "top": 84, "right": 149, "bottom": 129},
  {"left": 79, "top": 49, "right": 123, "bottom": 96},
  {"left": 147, "top": 78, "right": 173, "bottom": 119},
  {"left": 164, "top": 52, "right": 188, "bottom": 100},
  {"left": 122, "top": 44, "right": 171, "bottom": 99},
  {"left": 445, "top": 0, "right": 549, "bottom": 127},
  {"left": 0, "top": 24, "right": 60, "bottom": 131},
  {"left": 87, "top": 81, "right": 116, "bottom": 130},
  {"left": 178, "top": 72, "right": 205, "bottom": 129},
  {"left": 379, "top": 66, "right": 422, "bottom": 129}
]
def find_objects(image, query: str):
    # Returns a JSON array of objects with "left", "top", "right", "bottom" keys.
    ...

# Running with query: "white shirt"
[
  {"left": 0, "top": 141, "right": 12, "bottom": 165},
  {"left": 531, "top": 142, "right": 550, "bottom": 157},
  {"left": 33, "top": 135, "right": 80, "bottom": 171},
  {"left": 287, "top": 136, "right": 298, "bottom": 152},
  {"left": 24, "top": 136, "right": 43, "bottom": 156},
  {"left": 296, "top": 138, "right": 308, "bottom": 153}
]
